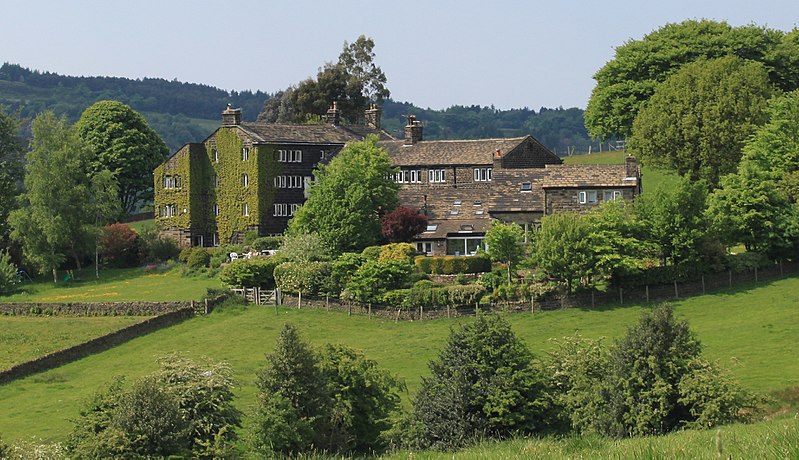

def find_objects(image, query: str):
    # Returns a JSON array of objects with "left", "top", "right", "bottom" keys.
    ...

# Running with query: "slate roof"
[
  {"left": 380, "top": 137, "right": 529, "bottom": 166},
  {"left": 542, "top": 164, "right": 639, "bottom": 188},
  {"left": 418, "top": 218, "right": 491, "bottom": 239},
  {"left": 398, "top": 186, "right": 493, "bottom": 222},
  {"left": 238, "top": 122, "right": 394, "bottom": 144},
  {"left": 490, "top": 168, "right": 548, "bottom": 212}
]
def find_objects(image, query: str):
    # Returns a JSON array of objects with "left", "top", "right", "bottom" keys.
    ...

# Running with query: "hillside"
[
  {"left": 1, "top": 275, "right": 797, "bottom": 443},
  {"left": 0, "top": 63, "right": 597, "bottom": 153}
]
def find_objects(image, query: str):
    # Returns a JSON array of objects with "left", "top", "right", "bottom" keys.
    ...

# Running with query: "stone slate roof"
[
  {"left": 490, "top": 169, "right": 548, "bottom": 212},
  {"left": 381, "top": 137, "right": 529, "bottom": 166},
  {"left": 542, "top": 164, "right": 639, "bottom": 188},
  {"left": 238, "top": 122, "right": 394, "bottom": 144},
  {"left": 418, "top": 218, "right": 491, "bottom": 239},
  {"left": 398, "top": 186, "right": 492, "bottom": 222}
]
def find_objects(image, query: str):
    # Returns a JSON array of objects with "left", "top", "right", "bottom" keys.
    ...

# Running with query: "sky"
[{"left": 2, "top": 0, "right": 798, "bottom": 112}]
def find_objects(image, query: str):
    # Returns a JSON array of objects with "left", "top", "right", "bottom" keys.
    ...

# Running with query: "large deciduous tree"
[
  {"left": 0, "top": 106, "right": 23, "bottom": 242},
  {"left": 628, "top": 56, "right": 772, "bottom": 188},
  {"left": 258, "top": 35, "right": 390, "bottom": 124},
  {"left": 9, "top": 112, "right": 119, "bottom": 281},
  {"left": 585, "top": 20, "right": 797, "bottom": 139},
  {"left": 380, "top": 206, "right": 428, "bottom": 243},
  {"left": 76, "top": 100, "right": 169, "bottom": 214},
  {"left": 287, "top": 136, "right": 398, "bottom": 254}
]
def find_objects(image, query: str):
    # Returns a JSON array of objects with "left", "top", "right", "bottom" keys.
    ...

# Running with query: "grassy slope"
[
  {"left": 1, "top": 276, "right": 798, "bottom": 443},
  {"left": 4, "top": 266, "right": 221, "bottom": 303},
  {"left": 0, "top": 316, "right": 147, "bottom": 370},
  {"left": 562, "top": 150, "right": 679, "bottom": 194}
]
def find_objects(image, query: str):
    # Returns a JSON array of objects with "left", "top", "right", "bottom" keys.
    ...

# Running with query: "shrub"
[
  {"left": 725, "top": 251, "right": 770, "bottom": 272},
  {"left": 380, "top": 206, "right": 428, "bottom": 243},
  {"left": 344, "top": 259, "right": 414, "bottom": 303},
  {"left": 186, "top": 248, "right": 211, "bottom": 271},
  {"left": 250, "top": 236, "right": 283, "bottom": 251},
  {"left": 378, "top": 242, "right": 417, "bottom": 263},
  {"left": 678, "top": 359, "right": 760, "bottom": 429},
  {"left": 0, "top": 249, "right": 18, "bottom": 295},
  {"left": 144, "top": 236, "right": 180, "bottom": 263},
  {"left": 361, "top": 245, "right": 382, "bottom": 261},
  {"left": 414, "top": 255, "right": 491, "bottom": 275},
  {"left": 219, "top": 257, "right": 284, "bottom": 288},
  {"left": 329, "top": 252, "right": 367, "bottom": 295},
  {"left": 98, "top": 223, "right": 141, "bottom": 267},
  {"left": 279, "top": 232, "right": 333, "bottom": 263},
  {"left": 445, "top": 284, "right": 486, "bottom": 306},
  {"left": 380, "top": 288, "right": 411, "bottom": 308},
  {"left": 273, "top": 261, "right": 333, "bottom": 296},
  {"left": 410, "top": 314, "right": 551, "bottom": 450}
]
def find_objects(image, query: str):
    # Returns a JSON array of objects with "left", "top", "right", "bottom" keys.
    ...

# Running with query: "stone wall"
[{"left": 0, "top": 301, "right": 192, "bottom": 317}]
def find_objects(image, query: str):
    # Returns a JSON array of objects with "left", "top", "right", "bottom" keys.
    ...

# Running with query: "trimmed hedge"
[{"left": 414, "top": 255, "right": 491, "bottom": 275}]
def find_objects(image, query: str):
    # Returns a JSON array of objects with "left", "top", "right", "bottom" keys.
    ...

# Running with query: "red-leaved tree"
[{"left": 380, "top": 206, "right": 427, "bottom": 243}]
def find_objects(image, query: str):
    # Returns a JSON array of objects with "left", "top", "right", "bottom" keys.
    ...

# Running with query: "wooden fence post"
[
  {"left": 447, "top": 304, "right": 451, "bottom": 318},
  {"left": 420, "top": 305, "right": 424, "bottom": 321},
  {"left": 368, "top": 303, "right": 372, "bottom": 319},
  {"left": 204, "top": 298, "right": 209, "bottom": 315},
  {"left": 701, "top": 276, "right": 705, "bottom": 295},
  {"left": 645, "top": 285, "right": 649, "bottom": 303},
  {"left": 326, "top": 295, "right": 329, "bottom": 311},
  {"left": 729, "top": 270, "right": 732, "bottom": 288},
  {"left": 755, "top": 266, "right": 758, "bottom": 283},
  {"left": 591, "top": 291, "right": 595, "bottom": 308},
  {"left": 395, "top": 309, "right": 400, "bottom": 323},
  {"left": 674, "top": 280, "right": 679, "bottom": 299},
  {"left": 298, "top": 291, "right": 302, "bottom": 309},
  {"left": 348, "top": 303, "right": 352, "bottom": 316}
]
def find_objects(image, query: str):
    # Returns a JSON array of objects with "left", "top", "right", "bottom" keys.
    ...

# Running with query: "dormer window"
[
  {"left": 453, "top": 200, "right": 462, "bottom": 206},
  {"left": 449, "top": 209, "right": 460, "bottom": 216},
  {"left": 424, "top": 224, "right": 438, "bottom": 233}
]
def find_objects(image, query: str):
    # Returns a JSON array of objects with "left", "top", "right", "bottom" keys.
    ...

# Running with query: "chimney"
[
  {"left": 325, "top": 101, "right": 340, "bottom": 125},
  {"left": 625, "top": 155, "right": 639, "bottom": 178},
  {"left": 404, "top": 115, "right": 423, "bottom": 145},
  {"left": 365, "top": 104, "right": 381, "bottom": 129},
  {"left": 221, "top": 104, "right": 241, "bottom": 126}
]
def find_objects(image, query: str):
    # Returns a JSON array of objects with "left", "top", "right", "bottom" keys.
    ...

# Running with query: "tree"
[
  {"left": 287, "top": 136, "right": 398, "bottom": 254},
  {"left": 278, "top": 232, "right": 334, "bottom": 263},
  {"left": 258, "top": 36, "right": 390, "bottom": 124},
  {"left": 76, "top": 100, "right": 169, "bottom": 214},
  {"left": 0, "top": 106, "right": 23, "bottom": 242},
  {"left": 411, "top": 314, "right": 551, "bottom": 450},
  {"left": 585, "top": 20, "right": 796, "bottom": 139},
  {"left": 0, "top": 249, "right": 18, "bottom": 295},
  {"left": 98, "top": 223, "right": 141, "bottom": 268},
  {"left": 483, "top": 220, "right": 524, "bottom": 282},
  {"left": 344, "top": 259, "right": 414, "bottom": 303},
  {"left": 635, "top": 177, "right": 716, "bottom": 267},
  {"left": 530, "top": 212, "right": 594, "bottom": 291},
  {"left": 8, "top": 112, "right": 119, "bottom": 281},
  {"left": 380, "top": 206, "right": 428, "bottom": 243},
  {"left": 252, "top": 324, "right": 329, "bottom": 455},
  {"left": 628, "top": 56, "right": 772, "bottom": 188},
  {"left": 586, "top": 200, "right": 650, "bottom": 284}
]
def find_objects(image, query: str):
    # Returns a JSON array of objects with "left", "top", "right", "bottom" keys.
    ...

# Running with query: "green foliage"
[
  {"left": 628, "top": 56, "right": 773, "bottom": 187},
  {"left": 179, "top": 246, "right": 212, "bottom": 271},
  {"left": 0, "top": 249, "right": 18, "bottom": 295},
  {"left": 344, "top": 259, "right": 414, "bottom": 303},
  {"left": 0, "top": 106, "right": 23, "bottom": 242},
  {"left": 76, "top": 100, "right": 169, "bottom": 214},
  {"left": 273, "top": 261, "right": 333, "bottom": 295},
  {"left": 410, "top": 314, "right": 551, "bottom": 450},
  {"left": 485, "top": 220, "right": 525, "bottom": 282},
  {"left": 278, "top": 232, "right": 333, "bottom": 263},
  {"left": 361, "top": 245, "right": 382, "bottom": 261},
  {"left": 98, "top": 223, "right": 141, "bottom": 268},
  {"left": 8, "top": 111, "right": 119, "bottom": 280},
  {"left": 414, "top": 255, "right": 491, "bottom": 275},
  {"left": 141, "top": 234, "right": 180, "bottom": 263},
  {"left": 677, "top": 359, "right": 760, "bottom": 429},
  {"left": 530, "top": 212, "right": 594, "bottom": 291},
  {"left": 248, "top": 236, "right": 283, "bottom": 251},
  {"left": 219, "top": 257, "right": 283, "bottom": 288},
  {"left": 585, "top": 20, "right": 796, "bottom": 139},
  {"left": 329, "top": 252, "right": 367, "bottom": 295},
  {"left": 252, "top": 324, "right": 329, "bottom": 455},
  {"left": 586, "top": 200, "right": 650, "bottom": 284},
  {"left": 317, "top": 344, "right": 403, "bottom": 454},
  {"left": 287, "top": 136, "right": 399, "bottom": 254},
  {"left": 378, "top": 242, "right": 417, "bottom": 263}
]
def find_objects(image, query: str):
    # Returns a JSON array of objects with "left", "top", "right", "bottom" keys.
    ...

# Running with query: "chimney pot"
[{"left": 221, "top": 105, "right": 242, "bottom": 126}]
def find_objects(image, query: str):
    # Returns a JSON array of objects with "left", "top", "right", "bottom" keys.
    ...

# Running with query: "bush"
[
  {"left": 250, "top": 236, "right": 283, "bottom": 251},
  {"left": 219, "top": 257, "right": 284, "bottom": 288},
  {"left": 344, "top": 259, "right": 414, "bottom": 303},
  {"left": 329, "top": 252, "right": 367, "bottom": 295},
  {"left": 98, "top": 223, "right": 142, "bottom": 267},
  {"left": 144, "top": 236, "right": 180, "bottom": 263},
  {"left": 273, "top": 261, "right": 333, "bottom": 296},
  {"left": 378, "top": 243, "right": 417, "bottom": 263},
  {"left": 179, "top": 247, "right": 211, "bottom": 271},
  {"left": 725, "top": 251, "right": 770, "bottom": 272},
  {"left": 279, "top": 232, "right": 333, "bottom": 263},
  {"left": 409, "top": 314, "right": 551, "bottom": 450},
  {"left": 678, "top": 359, "right": 760, "bottom": 429},
  {"left": 414, "top": 255, "right": 491, "bottom": 275},
  {"left": 361, "top": 245, "right": 382, "bottom": 261},
  {"left": 0, "top": 249, "right": 18, "bottom": 295},
  {"left": 445, "top": 284, "right": 486, "bottom": 306}
]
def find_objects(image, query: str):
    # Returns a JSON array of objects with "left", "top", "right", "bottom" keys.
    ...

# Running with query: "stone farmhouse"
[{"left": 154, "top": 106, "right": 641, "bottom": 253}]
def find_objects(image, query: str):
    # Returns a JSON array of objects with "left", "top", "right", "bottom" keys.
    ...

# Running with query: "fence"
[{"left": 255, "top": 261, "right": 798, "bottom": 321}]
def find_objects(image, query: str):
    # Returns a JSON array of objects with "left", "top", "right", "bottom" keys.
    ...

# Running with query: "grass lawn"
[
  {"left": 126, "top": 218, "right": 154, "bottom": 234},
  {"left": 0, "top": 316, "right": 148, "bottom": 370},
  {"left": 3, "top": 266, "right": 221, "bottom": 303},
  {"left": 563, "top": 149, "right": 679, "bottom": 194},
  {"left": 1, "top": 275, "right": 798, "bottom": 443}
]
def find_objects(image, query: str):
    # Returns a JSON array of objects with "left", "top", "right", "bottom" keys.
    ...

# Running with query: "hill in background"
[{"left": 0, "top": 63, "right": 598, "bottom": 153}]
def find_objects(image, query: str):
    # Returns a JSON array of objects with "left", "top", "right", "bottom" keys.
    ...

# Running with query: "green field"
[
  {"left": 4, "top": 266, "right": 221, "bottom": 303},
  {"left": 0, "top": 316, "right": 148, "bottom": 370},
  {"left": 1, "top": 275, "right": 798, "bottom": 447},
  {"left": 563, "top": 150, "right": 679, "bottom": 194}
]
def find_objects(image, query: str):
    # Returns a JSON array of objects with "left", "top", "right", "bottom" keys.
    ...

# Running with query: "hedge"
[{"left": 414, "top": 255, "right": 491, "bottom": 275}]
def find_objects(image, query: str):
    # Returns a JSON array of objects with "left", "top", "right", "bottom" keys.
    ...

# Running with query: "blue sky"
[{"left": 2, "top": 0, "right": 798, "bottom": 111}]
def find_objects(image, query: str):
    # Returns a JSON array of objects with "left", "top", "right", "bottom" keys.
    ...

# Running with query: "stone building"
[
  {"left": 154, "top": 107, "right": 641, "bottom": 252},
  {"left": 153, "top": 104, "right": 392, "bottom": 247}
]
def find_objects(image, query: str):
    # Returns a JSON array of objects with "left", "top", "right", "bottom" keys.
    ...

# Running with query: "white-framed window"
[
  {"left": 242, "top": 203, "right": 249, "bottom": 216},
  {"left": 449, "top": 209, "right": 459, "bottom": 215},
  {"left": 416, "top": 242, "right": 433, "bottom": 255},
  {"left": 579, "top": 190, "right": 598, "bottom": 204},
  {"left": 273, "top": 203, "right": 289, "bottom": 216},
  {"left": 278, "top": 149, "right": 302, "bottom": 163},
  {"left": 163, "top": 175, "right": 180, "bottom": 189},
  {"left": 520, "top": 182, "right": 532, "bottom": 192},
  {"left": 242, "top": 147, "right": 250, "bottom": 161},
  {"left": 242, "top": 173, "right": 249, "bottom": 187},
  {"left": 395, "top": 170, "right": 407, "bottom": 183},
  {"left": 473, "top": 167, "right": 492, "bottom": 182},
  {"left": 409, "top": 169, "right": 421, "bottom": 183},
  {"left": 213, "top": 204, "right": 219, "bottom": 216},
  {"left": 475, "top": 209, "right": 484, "bottom": 215},
  {"left": 212, "top": 233, "right": 220, "bottom": 247},
  {"left": 273, "top": 176, "right": 304, "bottom": 188},
  {"left": 428, "top": 169, "right": 446, "bottom": 183},
  {"left": 160, "top": 204, "right": 178, "bottom": 217},
  {"left": 213, "top": 175, "right": 219, "bottom": 188},
  {"left": 424, "top": 223, "right": 438, "bottom": 233},
  {"left": 213, "top": 149, "right": 218, "bottom": 162},
  {"left": 453, "top": 200, "right": 462, "bottom": 206},
  {"left": 603, "top": 190, "right": 623, "bottom": 201}
]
